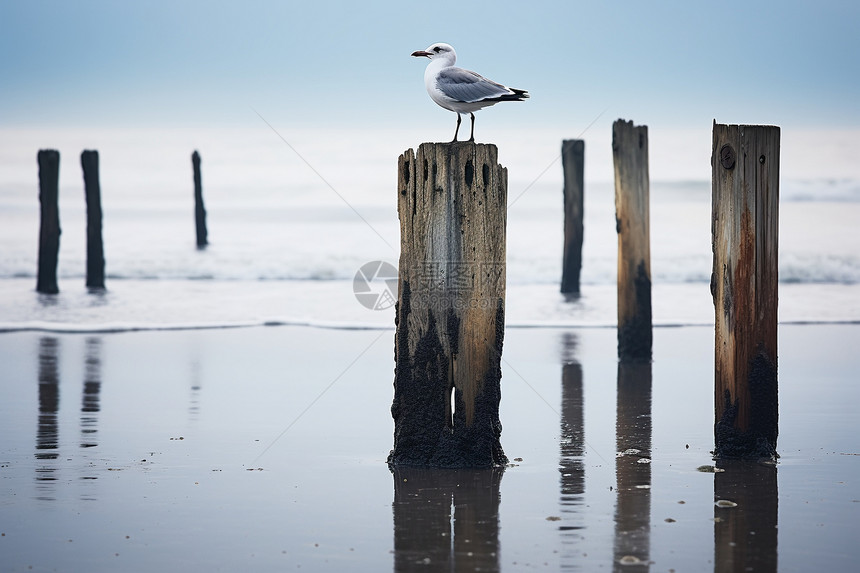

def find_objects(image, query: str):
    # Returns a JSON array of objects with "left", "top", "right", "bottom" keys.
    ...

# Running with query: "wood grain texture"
[
  {"left": 613, "top": 120, "right": 652, "bottom": 362},
  {"left": 389, "top": 142, "right": 507, "bottom": 468},
  {"left": 711, "top": 122, "right": 780, "bottom": 459}
]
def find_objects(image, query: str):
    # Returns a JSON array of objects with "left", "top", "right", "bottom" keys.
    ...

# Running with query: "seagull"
[{"left": 411, "top": 43, "right": 529, "bottom": 142}]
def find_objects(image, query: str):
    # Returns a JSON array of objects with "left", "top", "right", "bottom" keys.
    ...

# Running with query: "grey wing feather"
[{"left": 436, "top": 67, "right": 512, "bottom": 103}]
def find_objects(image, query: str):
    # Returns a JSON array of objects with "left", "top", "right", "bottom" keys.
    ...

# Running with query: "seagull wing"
[{"left": 436, "top": 67, "right": 516, "bottom": 103}]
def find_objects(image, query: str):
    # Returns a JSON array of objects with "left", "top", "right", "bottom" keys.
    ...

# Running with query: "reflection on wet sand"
[
  {"left": 392, "top": 467, "right": 503, "bottom": 573},
  {"left": 613, "top": 361, "right": 652, "bottom": 571},
  {"left": 35, "top": 337, "right": 60, "bottom": 501},
  {"left": 189, "top": 359, "right": 202, "bottom": 422},
  {"left": 713, "top": 460, "right": 778, "bottom": 573},
  {"left": 34, "top": 336, "right": 106, "bottom": 501},
  {"left": 558, "top": 333, "right": 586, "bottom": 567},
  {"left": 79, "top": 337, "right": 103, "bottom": 498},
  {"left": 80, "top": 337, "right": 102, "bottom": 449}
]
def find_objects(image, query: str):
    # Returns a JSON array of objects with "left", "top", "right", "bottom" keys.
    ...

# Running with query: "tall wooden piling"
[
  {"left": 561, "top": 139, "right": 585, "bottom": 295},
  {"left": 37, "top": 150, "right": 61, "bottom": 294},
  {"left": 388, "top": 142, "right": 507, "bottom": 468},
  {"left": 81, "top": 150, "right": 105, "bottom": 289},
  {"left": 612, "top": 120, "right": 652, "bottom": 362},
  {"left": 192, "top": 150, "right": 208, "bottom": 248},
  {"left": 711, "top": 123, "right": 779, "bottom": 459}
]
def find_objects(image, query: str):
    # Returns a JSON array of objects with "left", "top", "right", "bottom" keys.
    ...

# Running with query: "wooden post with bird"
[
  {"left": 612, "top": 119, "right": 652, "bottom": 362},
  {"left": 81, "top": 150, "right": 106, "bottom": 290},
  {"left": 561, "top": 139, "right": 585, "bottom": 295},
  {"left": 388, "top": 142, "right": 508, "bottom": 468},
  {"left": 37, "top": 149, "right": 61, "bottom": 295},
  {"left": 192, "top": 150, "right": 208, "bottom": 248},
  {"left": 711, "top": 122, "right": 779, "bottom": 459}
]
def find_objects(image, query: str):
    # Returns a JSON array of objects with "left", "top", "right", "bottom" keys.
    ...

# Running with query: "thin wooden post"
[
  {"left": 612, "top": 119, "right": 652, "bottom": 362},
  {"left": 388, "top": 142, "right": 507, "bottom": 468},
  {"left": 711, "top": 123, "right": 779, "bottom": 459},
  {"left": 561, "top": 139, "right": 584, "bottom": 295},
  {"left": 192, "top": 150, "right": 208, "bottom": 248},
  {"left": 81, "top": 150, "right": 105, "bottom": 289},
  {"left": 37, "top": 150, "right": 61, "bottom": 294}
]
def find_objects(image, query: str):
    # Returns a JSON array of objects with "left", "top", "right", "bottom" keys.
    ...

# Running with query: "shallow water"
[{"left": 0, "top": 324, "right": 857, "bottom": 572}]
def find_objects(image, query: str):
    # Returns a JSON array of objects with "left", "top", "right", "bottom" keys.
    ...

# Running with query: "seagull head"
[{"left": 411, "top": 43, "right": 456, "bottom": 64}]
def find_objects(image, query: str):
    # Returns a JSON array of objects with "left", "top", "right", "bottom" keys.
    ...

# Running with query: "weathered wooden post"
[
  {"left": 612, "top": 120, "right": 652, "bottom": 362},
  {"left": 37, "top": 150, "right": 61, "bottom": 294},
  {"left": 711, "top": 123, "right": 779, "bottom": 459},
  {"left": 192, "top": 150, "right": 208, "bottom": 248},
  {"left": 81, "top": 150, "right": 105, "bottom": 289},
  {"left": 561, "top": 139, "right": 585, "bottom": 295},
  {"left": 388, "top": 142, "right": 507, "bottom": 468}
]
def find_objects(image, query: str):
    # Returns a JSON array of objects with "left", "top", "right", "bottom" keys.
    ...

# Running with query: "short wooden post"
[
  {"left": 561, "top": 139, "right": 585, "bottom": 295},
  {"left": 711, "top": 123, "right": 779, "bottom": 459},
  {"left": 612, "top": 119, "right": 652, "bottom": 362},
  {"left": 192, "top": 150, "right": 208, "bottom": 248},
  {"left": 388, "top": 142, "right": 507, "bottom": 468},
  {"left": 81, "top": 150, "right": 105, "bottom": 289},
  {"left": 37, "top": 150, "right": 61, "bottom": 294}
]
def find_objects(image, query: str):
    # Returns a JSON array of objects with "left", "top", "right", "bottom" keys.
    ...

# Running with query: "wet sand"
[{"left": 0, "top": 324, "right": 857, "bottom": 572}]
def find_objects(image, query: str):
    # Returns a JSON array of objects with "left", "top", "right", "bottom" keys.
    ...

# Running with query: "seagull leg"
[
  {"left": 452, "top": 114, "right": 461, "bottom": 143},
  {"left": 468, "top": 113, "right": 476, "bottom": 142}
]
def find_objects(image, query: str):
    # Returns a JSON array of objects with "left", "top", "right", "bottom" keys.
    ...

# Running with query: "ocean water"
[{"left": 1, "top": 126, "right": 858, "bottom": 330}]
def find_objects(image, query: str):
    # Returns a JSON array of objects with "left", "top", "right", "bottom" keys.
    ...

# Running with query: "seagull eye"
[{"left": 433, "top": 46, "right": 442, "bottom": 53}]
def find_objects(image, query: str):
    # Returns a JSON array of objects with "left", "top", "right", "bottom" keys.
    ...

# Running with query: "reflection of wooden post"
[
  {"left": 81, "top": 151, "right": 106, "bottom": 289},
  {"left": 711, "top": 123, "right": 779, "bottom": 459},
  {"left": 389, "top": 142, "right": 507, "bottom": 468},
  {"left": 37, "top": 150, "right": 61, "bottom": 294},
  {"left": 392, "top": 468, "right": 502, "bottom": 569},
  {"left": 714, "top": 459, "right": 778, "bottom": 572},
  {"left": 192, "top": 150, "right": 208, "bottom": 248},
  {"left": 561, "top": 139, "right": 584, "bottom": 294},
  {"left": 612, "top": 120, "right": 652, "bottom": 362},
  {"left": 613, "top": 362, "right": 652, "bottom": 568},
  {"left": 559, "top": 332, "right": 586, "bottom": 565}
]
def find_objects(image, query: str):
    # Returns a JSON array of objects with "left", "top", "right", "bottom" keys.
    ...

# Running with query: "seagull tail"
[{"left": 494, "top": 88, "right": 529, "bottom": 102}]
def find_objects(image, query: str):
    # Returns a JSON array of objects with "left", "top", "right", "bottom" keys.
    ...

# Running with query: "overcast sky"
[{"left": 2, "top": 1, "right": 858, "bottom": 131}]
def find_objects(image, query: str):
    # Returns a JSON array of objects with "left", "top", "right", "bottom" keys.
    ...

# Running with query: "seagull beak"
[{"left": 411, "top": 50, "right": 431, "bottom": 58}]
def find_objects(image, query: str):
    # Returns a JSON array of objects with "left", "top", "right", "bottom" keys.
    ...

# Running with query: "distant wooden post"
[
  {"left": 37, "top": 150, "right": 61, "bottom": 294},
  {"left": 192, "top": 150, "right": 208, "bottom": 248},
  {"left": 81, "top": 150, "right": 105, "bottom": 289},
  {"left": 612, "top": 119, "right": 652, "bottom": 362},
  {"left": 561, "top": 139, "right": 584, "bottom": 295},
  {"left": 388, "top": 142, "right": 507, "bottom": 468},
  {"left": 711, "top": 123, "right": 779, "bottom": 459}
]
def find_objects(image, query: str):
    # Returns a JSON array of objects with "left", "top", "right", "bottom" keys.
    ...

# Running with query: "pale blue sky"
[{"left": 2, "top": 0, "right": 858, "bottom": 129}]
